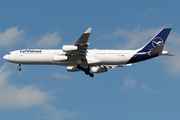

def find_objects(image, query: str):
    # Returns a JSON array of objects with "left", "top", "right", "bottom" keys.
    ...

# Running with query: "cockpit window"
[{"left": 8, "top": 53, "right": 11, "bottom": 55}]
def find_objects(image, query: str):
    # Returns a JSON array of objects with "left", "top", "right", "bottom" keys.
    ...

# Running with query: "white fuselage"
[{"left": 3, "top": 49, "right": 138, "bottom": 66}]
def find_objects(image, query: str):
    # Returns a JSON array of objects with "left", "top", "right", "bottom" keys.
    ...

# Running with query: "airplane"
[{"left": 3, "top": 27, "right": 173, "bottom": 77}]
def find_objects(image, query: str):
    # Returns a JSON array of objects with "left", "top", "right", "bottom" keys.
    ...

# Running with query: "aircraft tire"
[
  {"left": 89, "top": 73, "right": 94, "bottom": 77},
  {"left": 85, "top": 70, "right": 89, "bottom": 75},
  {"left": 17, "top": 67, "right": 21, "bottom": 71},
  {"left": 77, "top": 65, "right": 82, "bottom": 69}
]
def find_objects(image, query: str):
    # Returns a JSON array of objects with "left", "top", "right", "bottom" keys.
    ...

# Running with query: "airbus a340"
[{"left": 3, "top": 28, "right": 173, "bottom": 77}]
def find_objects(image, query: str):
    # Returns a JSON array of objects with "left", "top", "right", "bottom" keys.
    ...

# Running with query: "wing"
[
  {"left": 63, "top": 28, "right": 91, "bottom": 64},
  {"left": 99, "top": 64, "right": 132, "bottom": 69},
  {"left": 74, "top": 27, "right": 91, "bottom": 46},
  {"left": 91, "top": 64, "right": 132, "bottom": 73}
]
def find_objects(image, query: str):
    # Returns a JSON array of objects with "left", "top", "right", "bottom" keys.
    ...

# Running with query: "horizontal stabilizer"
[{"left": 149, "top": 45, "right": 163, "bottom": 56}]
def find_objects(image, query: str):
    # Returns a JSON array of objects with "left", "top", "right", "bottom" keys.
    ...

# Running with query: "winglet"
[{"left": 85, "top": 27, "right": 91, "bottom": 34}]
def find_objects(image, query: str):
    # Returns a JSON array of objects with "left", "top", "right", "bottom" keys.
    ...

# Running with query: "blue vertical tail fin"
[
  {"left": 139, "top": 28, "right": 171, "bottom": 53},
  {"left": 127, "top": 28, "right": 172, "bottom": 64}
]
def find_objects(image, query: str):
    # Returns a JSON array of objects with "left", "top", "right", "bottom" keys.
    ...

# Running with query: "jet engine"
[
  {"left": 67, "top": 66, "right": 81, "bottom": 72},
  {"left": 91, "top": 67, "right": 107, "bottom": 73},
  {"left": 62, "top": 45, "right": 78, "bottom": 52},
  {"left": 52, "top": 55, "right": 68, "bottom": 62}
]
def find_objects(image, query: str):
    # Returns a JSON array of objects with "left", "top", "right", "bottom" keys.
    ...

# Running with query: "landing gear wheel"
[
  {"left": 77, "top": 64, "right": 95, "bottom": 77},
  {"left": 17, "top": 67, "right": 21, "bottom": 71},
  {"left": 17, "top": 64, "right": 21, "bottom": 71},
  {"left": 89, "top": 73, "right": 94, "bottom": 77},
  {"left": 77, "top": 64, "right": 82, "bottom": 69},
  {"left": 85, "top": 70, "right": 89, "bottom": 75}
]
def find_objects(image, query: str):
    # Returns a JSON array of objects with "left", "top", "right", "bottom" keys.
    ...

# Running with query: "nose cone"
[
  {"left": 3, "top": 55, "right": 7, "bottom": 60},
  {"left": 3, "top": 54, "right": 12, "bottom": 62},
  {"left": 3, "top": 54, "right": 11, "bottom": 62}
]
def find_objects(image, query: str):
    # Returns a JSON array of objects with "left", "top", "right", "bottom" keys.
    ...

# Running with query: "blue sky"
[{"left": 0, "top": 0, "right": 180, "bottom": 120}]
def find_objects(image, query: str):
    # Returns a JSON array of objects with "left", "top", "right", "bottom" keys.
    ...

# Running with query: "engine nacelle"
[
  {"left": 62, "top": 45, "right": 78, "bottom": 52},
  {"left": 52, "top": 55, "right": 68, "bottom": 62},
  {"left": 92, "top": 67, "right": 107, "bottom": 73},
  {"left": 67, "top": 66, "right": 81, "bottom": 72}
]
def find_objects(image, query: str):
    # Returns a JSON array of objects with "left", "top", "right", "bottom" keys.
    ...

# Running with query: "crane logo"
[{"left": 152, "top": 37, "right": 164, "bottom": 48}]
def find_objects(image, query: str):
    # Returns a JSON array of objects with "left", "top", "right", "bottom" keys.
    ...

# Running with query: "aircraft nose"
[
  {"left": 3, "top": 55, "right": 9, "bottom": 61},
  {"left": 3, "top": 55, "right": 7, "bottom": 60}
]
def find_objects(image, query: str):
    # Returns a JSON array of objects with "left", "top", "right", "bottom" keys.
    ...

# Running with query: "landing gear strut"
[
  {"left": 17, "top": 64, "right": 21, "bottom": 71},
  {"left": 77, "top": 65, "right": 94, "bottom": 77}
]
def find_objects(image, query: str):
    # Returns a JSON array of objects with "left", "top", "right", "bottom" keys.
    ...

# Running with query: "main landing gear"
[
  {"left": 17, "top": 64, "right": 21, "bottom": 71},
  {"left": 77, "top": 65, "right": 94, "bottom": 77}
]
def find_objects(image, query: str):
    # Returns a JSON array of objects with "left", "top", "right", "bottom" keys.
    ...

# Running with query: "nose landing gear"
[{"left": 17, "top": 64, "right": 21, "bottom": 71}]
